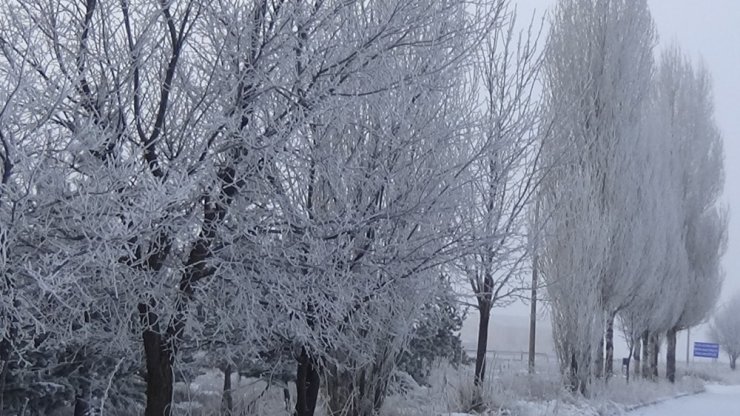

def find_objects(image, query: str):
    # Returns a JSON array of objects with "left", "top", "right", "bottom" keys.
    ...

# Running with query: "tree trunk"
[
  {"left": 474, "top": 306, "right": 491, "bottom": 386},
  {"left": 625, "top": 345, "right": 633, "bottom": 383},
  {"left": 74, "top": 365, "right": 91, "bottom": 416},
  {"left": 731, "top": 355, "right": 737, "bottom": 371},
  {"left": 569, "top": 352, "right": 579, "bottom": 393},
  {"left": 633, "top": 337, "right": 641, "bottom": 379},
  {"left": 140, "top": 302, "right": 174, "bottom": 416},
  {"left": 594, "top": 336, "right": 604, "bottom": 379},
  {"left": 142, "top": 334, "right": 174, "bottom": 416},
  {"left": 641, "top": 331, "right": 650, "bottom": 379},
  {"left": 284, "top": 386, "right": 292, "bottom": 412},
  {"left": 73, "top": 397, "right": 90, "bottom": 416},
  {"left": 605, "top": 313, "right": 615, "bottom": 379},
  {"left": 295, "top": 348, "right": 320, "bottom": 416},
  {"left": 0, "top": 359, "right": 7, "bottom": 413},
  {"left": 648, "top": 334, "right": 660, "bottom": 380},
  {"left": 666, "top": 327, "right": 677, "bottom": 383},
  {"left": 650, "top": 333, "right": 659, "bottom": 379},
  {"left": 222, "top": 364, "right": 233, "bottom": 415}
]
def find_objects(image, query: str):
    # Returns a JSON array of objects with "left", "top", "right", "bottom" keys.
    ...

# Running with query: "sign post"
[
  {"left": 693, "top": 341, "right": 720, "bottom": 359},
  {"left": 686, "top": 328, "right": 690, "bottom": 365}
]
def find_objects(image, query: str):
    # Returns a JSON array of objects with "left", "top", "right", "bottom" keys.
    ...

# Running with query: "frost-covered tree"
[
  {"left": 455, "top": 0, "right": 544, "bottom": 386},
  {"left": 537, "top": 171, "right": 606, "bottom": 393},
  {"left": 0, "top": 8, "right": 147, "bottom": 412},
  {"left": 0, "top": 1, "right": 499, "bottom": 415},
  {"left": 538, "top": 0, "right": 656, "bottom": 393},
  {"left": 0, "top": 1, "right": 304, "bottom": 413},
  {"left": 651, "top": 47, "right": 726, "bottom": 383},
  {"left": 397, "top": 276, "right": 466, "bottom": 385},
  {"left": 615, "top": 142, "right": 689, "bottom": 381},
  {"left": 711, "top": 293, "right": 740, "bottom": 370},
  {"left": 614, "top": 58, "right": 694, "bottom": 381}
]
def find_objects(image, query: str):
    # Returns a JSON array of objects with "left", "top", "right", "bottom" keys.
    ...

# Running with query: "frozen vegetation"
[{"left": 0, "top": 0, "right": 733, "bottom": 415}]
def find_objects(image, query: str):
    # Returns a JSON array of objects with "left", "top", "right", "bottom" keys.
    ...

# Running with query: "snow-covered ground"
[
  {"left": 379, "top": 360, "right": 722, "bottom": 416},
  {"left": 630, "top": 384, "right": 740, "bottom": 416},
  {"left": 167, "top": 360, "right": 739, "bottom": 415}
]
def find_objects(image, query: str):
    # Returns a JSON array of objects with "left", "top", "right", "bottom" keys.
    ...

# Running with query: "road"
[{"left": 630, "top": 384, "right": 740, "bottom": 415}]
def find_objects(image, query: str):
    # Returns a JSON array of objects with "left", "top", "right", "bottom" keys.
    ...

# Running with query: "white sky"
[{"left": 462, "top": 0, "right": 740, "bottom": 360}]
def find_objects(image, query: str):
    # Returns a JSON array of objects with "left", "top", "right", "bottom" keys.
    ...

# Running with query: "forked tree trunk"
[
  {"left": 295, "top": 348, "right": 320, "bottom": 416},
  {"left": 666, "top": 327, "right": 677, "bottom": 383},
  {"left": 730, "top": 354, "right": 737, "bottom": 371},
  {"left": 474, "top": 305, "right": 491, "bottom": 386},
  {"left": 604, "top": 313, "right": 615, "bottom": 379}
]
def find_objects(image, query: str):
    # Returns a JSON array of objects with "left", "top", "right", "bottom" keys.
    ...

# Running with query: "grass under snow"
[{"left": 164, "top": 357, "right": 739, "bottom": 416}]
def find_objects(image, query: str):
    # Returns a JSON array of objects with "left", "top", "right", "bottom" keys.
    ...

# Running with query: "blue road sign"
[{"left": 693, "top": 341, "right": 720, "bottom": 359}]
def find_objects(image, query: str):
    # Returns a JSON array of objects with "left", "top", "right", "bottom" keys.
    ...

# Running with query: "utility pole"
[
  {"left": 528, "top": 257, "right": 537, "bottom": 374},
  {"left": 528, "top": 198, "right": 540, "bottom": 374}
]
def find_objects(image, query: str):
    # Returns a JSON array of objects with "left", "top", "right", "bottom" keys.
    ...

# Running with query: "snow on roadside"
[
  {"left": 381, "top": 361, "right": 718, "bottom": 416},
  {"left": 512, "top": 400, "right": 602, "bottom": 416},
  {"left": 174, "top": 362, "right": 730, "bottom": 415},
  {"left": 629, "top": 384, "right": 740, "bottom": 416},
  {"left": 510, "top": 375, "right": 704, "bottom": 416}
]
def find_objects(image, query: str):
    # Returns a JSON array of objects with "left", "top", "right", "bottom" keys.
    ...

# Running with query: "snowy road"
[{"left": 630, "top": 385, "right": 740, "bottom": 415}]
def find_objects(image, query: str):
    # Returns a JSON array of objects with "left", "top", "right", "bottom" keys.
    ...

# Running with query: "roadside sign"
[{"left": 693, "top": 342, "right": 720, "bottom": 359}]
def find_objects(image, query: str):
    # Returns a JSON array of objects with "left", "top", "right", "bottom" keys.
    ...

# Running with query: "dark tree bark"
[
  {"left": 295, "top": 348, "right": 320, "bottom": 416},
  {"left": 73, "top": 396, "right": 90, "bottom": 416},
  {"left": 666, "top": 327, "right": 677, "bottom": 383},
  {"left": 730, "top": 354, "right": 737, "bottom": 370},
  {"left": 138, "top": 161, "right": 240, "bottom": 415},
  {"left": 142, "top": 335, "right": 173, "bottom": 416},
  {"left": 474, "top": 305, "right": 491, "bottom": 386}
]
